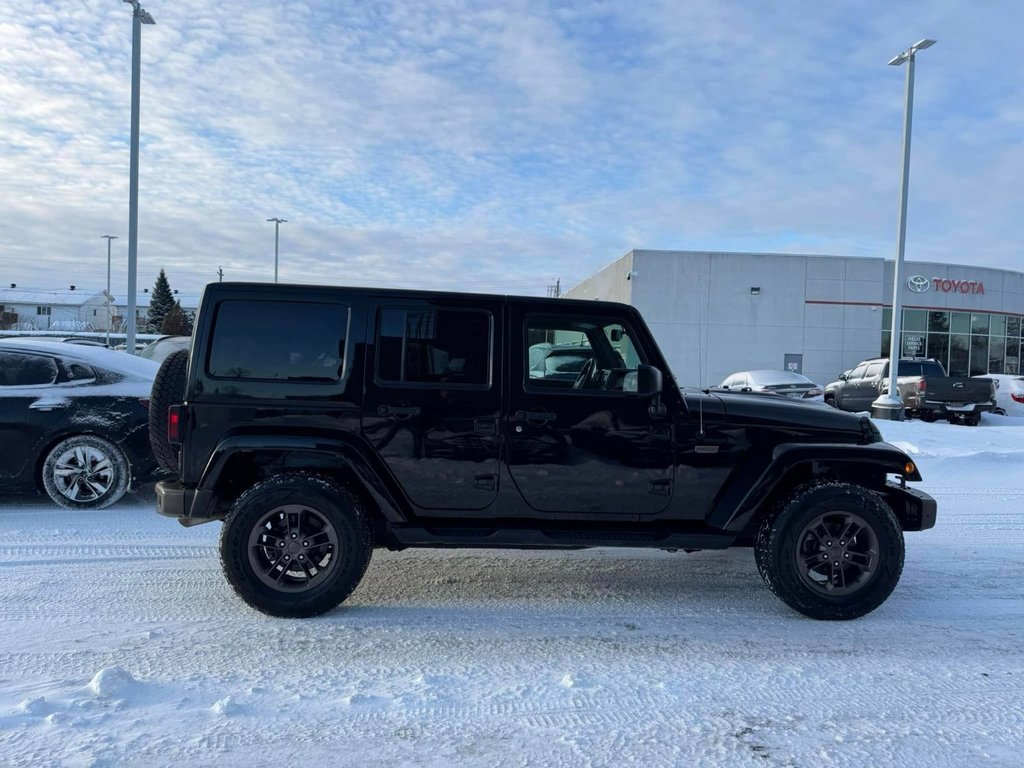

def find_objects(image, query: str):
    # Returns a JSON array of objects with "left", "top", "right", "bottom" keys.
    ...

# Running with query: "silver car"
[{"left": 717, "top": 370, "right": 824, "bottom": 401}]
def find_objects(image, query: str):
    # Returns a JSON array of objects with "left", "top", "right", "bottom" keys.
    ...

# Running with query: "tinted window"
[
  {"left": 525, "top": 316, "right": 645, "bottom": 392},
  {"left": 377, "top": 307, "right": 490, "bottom": 386},
  {"left": 865, "top": 363, "right": 884, "bottom": 378},
  {"left": 897, "top": 361, "right": 946, "bottom": 378},
  {"left": 0, "top": 352, "right": 58, "bottom": 386},
  {"left": 66, "top": 362, "right": 96, "bottom": 381},
  {"left": 208, "top": 300, "right": 348, "bottom": 381}
]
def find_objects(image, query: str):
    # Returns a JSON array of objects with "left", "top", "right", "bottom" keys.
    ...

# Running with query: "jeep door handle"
[
  {"left": 514, "top": 410, "right": 557, "bottom": 425},
  {"left": 377, "top": 405, "right": 422, "bottom": 418}
]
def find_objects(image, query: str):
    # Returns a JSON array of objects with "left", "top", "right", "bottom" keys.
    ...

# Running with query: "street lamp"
[
  {"left": 123, "top": 0, "right": 155, "bottom": 354},
  {"left": 101, "top": 235, "right": 118, "bottom": 346},
  {"left": 872, "top": 38, "right": 937, "bottom": 421},
  {"left": 267, "top": 217, "right": 287, "bottom": 283}
]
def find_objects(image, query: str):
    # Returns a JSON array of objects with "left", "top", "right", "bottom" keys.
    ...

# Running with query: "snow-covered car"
[
  {"left": 0, "top": 339, "right": 161, "bottom": 509},
  {"left": 716, "top": 370, "right": 824, "bottom": 401},
  {"left": 976, "top": 373, "right": 1024, "bottom": 417},
  {"left": 139, "top": 335, "right": 191, "bottom": 364}
]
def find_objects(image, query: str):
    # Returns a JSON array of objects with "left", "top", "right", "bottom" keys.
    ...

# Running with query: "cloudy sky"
[{"left": 1, "top": 0, "right": 1021, "bottom": 297}]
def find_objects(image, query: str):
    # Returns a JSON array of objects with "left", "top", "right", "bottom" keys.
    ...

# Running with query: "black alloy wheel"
[
  {"left": 248, "top": 504, "right": 340, "bottom": 592},
  {"left": 220, "top": 474, "right": 373, "bottom": 617},
  {"left": 794, "top": 511, "right": 879, "bottom": 596},
  {"left": 755, "top": 482, "right": 905, "bottom": 620}
]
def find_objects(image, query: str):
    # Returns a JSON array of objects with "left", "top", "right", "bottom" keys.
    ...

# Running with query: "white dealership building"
[{"left": 565, "top": 250, "right": 1024, "bottom": 388}]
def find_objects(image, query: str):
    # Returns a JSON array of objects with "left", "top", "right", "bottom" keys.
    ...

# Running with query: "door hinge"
[
  {"left": 474, "top": 473, "right": 497, "bottom": 491},
  {"left": 649, "top": 478, "right": 672, "bottom": 496}
]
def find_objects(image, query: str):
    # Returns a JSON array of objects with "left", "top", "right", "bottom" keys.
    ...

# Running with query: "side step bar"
[{"left": 388, "top": 526, "right": 735, "bottom": 551}]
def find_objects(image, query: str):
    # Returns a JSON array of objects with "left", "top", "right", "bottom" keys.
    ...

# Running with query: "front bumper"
[{"left": 885, "top": 480, "right": 937, "bottom": 531}]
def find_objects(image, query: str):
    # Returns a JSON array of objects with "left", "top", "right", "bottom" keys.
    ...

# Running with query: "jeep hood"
[{"left": 686, "top": 390, "right": 874, "bottom": 439}]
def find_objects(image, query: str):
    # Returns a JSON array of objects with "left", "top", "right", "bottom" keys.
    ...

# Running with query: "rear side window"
[
  {"left": 208, "top": 300, "right": 348, "bottom": 381},
  {"left": 0, "top": 352, "right": 58, "bottom": 386},
  {"left": 377, "top": 307, "right": 491, "bottom": 386},
  {"left": 865, "top": 363, "right": 884, "bottom": 378}
]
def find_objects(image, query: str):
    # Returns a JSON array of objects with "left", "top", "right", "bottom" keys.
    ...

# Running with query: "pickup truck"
[
  {"left": 149, "top": 283, "right": 936, "bottom": 621},
  {"left": 825, "top": 357, "right": 995, "bottom": 425}
]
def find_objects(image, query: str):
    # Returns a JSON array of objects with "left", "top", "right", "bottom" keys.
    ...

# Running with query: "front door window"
[{"left": 507, "top": 310, "right": 673, "bottom": 517}]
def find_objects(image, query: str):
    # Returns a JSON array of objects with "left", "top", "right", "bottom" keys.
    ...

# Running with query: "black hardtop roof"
[{"left": 206, "top": 282, "right": 632, "bottom": 313}]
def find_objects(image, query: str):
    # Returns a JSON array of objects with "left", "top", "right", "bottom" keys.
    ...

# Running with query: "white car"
[
  {"left": 717, "top": 370, "right": 825, "bottom": 402},
  {"left": 975, "top": 374, "right": 1024, "bottom": 417}
]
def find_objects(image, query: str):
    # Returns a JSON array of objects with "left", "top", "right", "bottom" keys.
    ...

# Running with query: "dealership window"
[
  {"left": 927, "top": 311, "right": 949, "bottom": 333},
  {"left": 950, "top": 312, "right": 971, "bottom": 334},
  {"left": 969, "top": 335, "right": 988, "bottom": 376},
  {"left": 880, "top": 309, "right": 1023, "bottom": 377},
  {"left": 1007, "top": 338, "right": 1021, "bottom": 375},
  {"left": 903, "top": 310, "right": 927, "bottom": 333}
]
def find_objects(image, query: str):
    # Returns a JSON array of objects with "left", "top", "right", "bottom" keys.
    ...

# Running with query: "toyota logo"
[{"left": 906, "top": 275, "right": 931, "bottom": 293}]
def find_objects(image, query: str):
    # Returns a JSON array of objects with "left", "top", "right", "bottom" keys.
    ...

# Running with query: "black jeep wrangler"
[{"left": 151, "top": 283, "right": 936, "bottom": 620}]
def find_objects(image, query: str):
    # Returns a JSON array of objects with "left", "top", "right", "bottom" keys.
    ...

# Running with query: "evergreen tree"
[
  {"left": 146, "top": 270, "right": 177, "bottom": 333},
  {"left": 160, "top": 302, "right": 191, "bottom": 336}
]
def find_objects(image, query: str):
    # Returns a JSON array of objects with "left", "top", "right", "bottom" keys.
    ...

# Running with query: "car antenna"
[{"left": 697, "top": 273, "right": 706, "bottom": 438}]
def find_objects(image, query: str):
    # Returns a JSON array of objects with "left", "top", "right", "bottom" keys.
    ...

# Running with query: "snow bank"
[{"left": 877, "top": 414, "right": 1024, "bottom": 459}]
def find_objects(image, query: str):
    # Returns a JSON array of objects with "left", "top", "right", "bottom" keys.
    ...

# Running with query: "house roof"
[
  {"left": 0, "top": 288, "right": 99, "bottom": 306},
  {"left": 0, "top": 287, "right": 201, "bottom": 309}
]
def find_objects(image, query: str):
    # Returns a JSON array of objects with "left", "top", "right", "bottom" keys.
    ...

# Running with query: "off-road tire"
[
  {"left": 42, "top": 434, "right": 130, "bottom": 510},
  {"left": 149, "top": 349, "right": 189, "bottom": 474},
  {"left": 755, "top": 482, "right": 904, "bottom": 620},
  {"left": 219, "top": 473, "right": 373, "bottom": 618},
  {"left": 918, "top": 410, "right": 937, "bottom": 423}
]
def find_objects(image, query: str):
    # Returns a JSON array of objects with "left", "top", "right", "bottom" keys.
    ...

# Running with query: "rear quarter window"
[
  {"left": 207, "top": 300, "right": 349, "bottom": 382},
  {"left": 0, "top": 352, "right": 58, "bottom": 386}
]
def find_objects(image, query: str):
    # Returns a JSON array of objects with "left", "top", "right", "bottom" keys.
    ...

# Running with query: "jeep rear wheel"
[
  {"left": 755, "top": 482, "right": 904, "bottom": 620},
  {"left": 219, "top": 474, "right": 373, "bottom": 617}
]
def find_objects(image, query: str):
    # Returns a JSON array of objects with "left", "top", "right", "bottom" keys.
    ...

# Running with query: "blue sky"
[{"left": 0, "top": 0, "right": 1022, "bottom": 296}]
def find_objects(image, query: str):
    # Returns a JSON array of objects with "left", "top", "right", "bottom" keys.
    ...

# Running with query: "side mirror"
[
  {"left": 637, "top": 364, "right": 662, "bottom": 396},
  {"left": 637, "top": 365, "right": 667, "bottom": 419},
  {"left": 609, "top": 328, "right": 623, "bottom": 342},
  {"left": 838, "top": 373, "right": 848, "bottom": 381}
]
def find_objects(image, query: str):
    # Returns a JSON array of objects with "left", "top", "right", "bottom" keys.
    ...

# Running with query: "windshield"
[
  {"left": 897, "top": 360, "right": 946, "bottom": 378},
  {"left": 748, "top": 370, "right": 813, "bottom": 386}
]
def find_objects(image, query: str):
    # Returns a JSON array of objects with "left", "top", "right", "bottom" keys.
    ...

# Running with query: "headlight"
[{"left": 805, "top": 388, "right": 822, "bottom": 397}]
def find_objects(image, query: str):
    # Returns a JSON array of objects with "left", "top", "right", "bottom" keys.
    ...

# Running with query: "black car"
[
  {"left": 151, "top": 283, "right": 936, "bottom": 621},
  {"left": 0, "top": 339, "right": 161, "bottom": 509}
]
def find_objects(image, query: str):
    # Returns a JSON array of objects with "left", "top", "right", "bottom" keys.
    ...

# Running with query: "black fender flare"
[
  {"left": 193, "top": 433, "right": 408, "bottom": 523},
  {"left": 709, "top": 442, "right": 922, "bottom": 533}
]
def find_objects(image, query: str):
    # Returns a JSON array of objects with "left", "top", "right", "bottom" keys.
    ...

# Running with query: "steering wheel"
[{"left": 572, "top": 358, "right": 597, "bottom": 391}]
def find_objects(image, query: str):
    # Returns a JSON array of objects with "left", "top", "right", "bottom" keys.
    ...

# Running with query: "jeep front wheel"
[
  {"left": 219, "top": 474, "right": 373, "bottom": 617},
  {"left": 755, "top": 482, "right": 904, "bottom": 620}
]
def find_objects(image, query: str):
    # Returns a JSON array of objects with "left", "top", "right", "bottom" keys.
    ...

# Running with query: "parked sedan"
[
  {"left": 717, "top": 370, "right": 824, "bottom": 401},
  {"left": 139, "top": 335, "right": 190, "bottom": 364},
  {"left": 976, "top": 374, "right": 1024, "bottom": 417},
  {"left": 0, "top": 339, "right": 161, "bottom": 509}
]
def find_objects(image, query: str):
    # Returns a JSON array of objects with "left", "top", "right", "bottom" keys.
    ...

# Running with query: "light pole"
[
  {"left": 101, "top": 235, "right": 118, "bottom": 346},
  {"left": 267, "top": 218, "right": 287, "bottom": 283},
  {"left": 123, "top": 0, "right": 155, "bottom": 354},
  {"left": 872, "top": 38, "right": 936, "bottom": 421}
]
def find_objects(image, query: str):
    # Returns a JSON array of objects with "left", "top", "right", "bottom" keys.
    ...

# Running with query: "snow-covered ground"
[{"left": 1, "top": 417, "right": 1022, "bottom": 767}]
